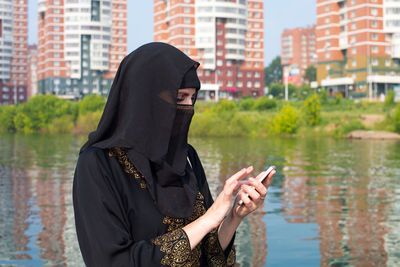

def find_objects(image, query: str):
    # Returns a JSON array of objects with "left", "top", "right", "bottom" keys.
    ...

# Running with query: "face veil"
[{"left": 80, "top": 42, "right": 201, "bottom": 218}]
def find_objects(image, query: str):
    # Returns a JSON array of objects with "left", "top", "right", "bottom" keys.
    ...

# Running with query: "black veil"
[{"left": 80, "top": 42, "right": 200, "bottom": 218}]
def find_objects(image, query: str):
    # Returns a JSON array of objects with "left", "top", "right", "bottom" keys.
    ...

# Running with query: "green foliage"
[
  {"left": 334, "top": 94, "right": 342, "bottom": 105},
  {"left": 48, "top": 115, "right": 75, "bottom": 134},
  {"left": 264, "top": 56, "right": 282, "bottom": 86},
  {"left": 303, "top": 65, "right": 316, "bottom": 83},
  {"left": 269, "top": 105, "right": 300, "bottom": 134},
  {"left": 75, "top": 110, "right": 103, "bottom": 135},
  {"left": 238, "top": 98, "right": 255, "bottom": 111},
  {"left": 297, "top": 84, "right": 314, "bottom": 100},
  {"left": 304, "top": 94, "right": 321, "bottom": 126},
  {"left": 78, "top": 94, "right": 106, "bottom": 115},
  {"left": 269, "top": 83, "right": 284, "bottom": 98},
  {"left": 393, "top": 104, "right": 400, "bottom": 133},
  {"left": 0, "top": 105, "right": 17, "bottom": 132},
  {"left": 334, "top": 120, "right": 366, "bottom": 138},
  {"left": 318, "top": 88, "right": 329, "bottom": 104},
  {"left": 384, "top": 90, "right": 395, "bottom": 109},
  {"left": 253, "top": 97, "right": 277, "bottom": 111}
]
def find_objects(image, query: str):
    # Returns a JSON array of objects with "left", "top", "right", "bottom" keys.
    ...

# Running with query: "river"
[{"left": 0, "top": 134, "right": 399, "bottom": 266}]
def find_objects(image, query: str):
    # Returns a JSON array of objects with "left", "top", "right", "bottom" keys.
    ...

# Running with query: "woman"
[{"left": 73, "top": 42, "right": 275, "bottom": 266}]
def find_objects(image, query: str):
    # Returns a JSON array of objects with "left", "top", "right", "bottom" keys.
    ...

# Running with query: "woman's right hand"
[{"left": 202, "top": 166, "right": 253, "bottom": 229}]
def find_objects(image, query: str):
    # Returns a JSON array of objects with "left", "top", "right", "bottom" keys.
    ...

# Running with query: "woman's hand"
[
  {"left": 232, "top": 169, "right": 276, "bottom": 219},
  {"left": 201, "top": 166, "right": 254, "bottom": 229}
]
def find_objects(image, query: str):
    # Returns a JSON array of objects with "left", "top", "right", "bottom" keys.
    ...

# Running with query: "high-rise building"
[
  {"left": 0, "top": 0, "right": 28, "bottom": 104},
  {"left": 281, "top": 25, "right": 317, "bottom": 87},
  {"left": 37, "top": 0, "right": 127, "bottom": 98},
  {"left": 154, "top": 0, "right": 264, "bottom": 99},
  {"left": 27, "top": 45, "right": 38, "bottom": 99},
  {"left": 316, "top": 0, "right": 400, "bottom": 98}
]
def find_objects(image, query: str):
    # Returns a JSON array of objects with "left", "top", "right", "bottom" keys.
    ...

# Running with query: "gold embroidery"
[
  {"left": 155, "top": 192, "right": 236, "bottom": 266},
  {"left": 153, "top": 229, "right": 192, "bottom": 266},
  {"left": 108, "top": 147, "right": 147, "bottom": 189}
]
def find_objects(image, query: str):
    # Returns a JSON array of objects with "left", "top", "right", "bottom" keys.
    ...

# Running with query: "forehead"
[{"left": 177, "top": 88, "right": 196, "bottom": 94}]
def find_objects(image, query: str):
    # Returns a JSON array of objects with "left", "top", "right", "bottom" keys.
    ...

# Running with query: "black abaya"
[{"left": 73, "top": 145, "right": 235, "bottom": 266}]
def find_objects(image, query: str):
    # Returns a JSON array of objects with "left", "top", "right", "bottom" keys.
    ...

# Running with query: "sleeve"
[
  {"left": 73, "top": 149, "right": 193, "bottom": 267},
  {"left": 187, "top": 145, "right": 236, "bottom": 266}
]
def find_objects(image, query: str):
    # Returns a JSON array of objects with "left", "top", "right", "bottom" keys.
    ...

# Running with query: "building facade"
[
  {"left": 0, "top": 0, "right": 28, "bottom": 104},
  {"left": 37, "top": 0, "right": 127, "bottom": 98},
  {"left": 316, "top": 0, "right": 400, "bottom": 98},
  {"left": 27, "top": 45, "right": 38, "bottom": 98},
  {"left": 154, "top": 0, "right": 264, "bottom": 99},
  {"left": 281, "top": 25, "right": 317, "bottom": 87}
]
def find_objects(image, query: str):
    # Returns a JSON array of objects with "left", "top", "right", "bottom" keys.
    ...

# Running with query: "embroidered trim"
[
  {"left": 152, "top": 229, "right": 192, "bottom": 266},
  {"left": 108, "top": 147, "right": 147, "bottom": 189}
]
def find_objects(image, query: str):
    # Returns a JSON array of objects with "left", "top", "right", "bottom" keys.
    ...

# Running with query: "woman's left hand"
[{"left": 232, "top": 169, "right": 276, "bottom": 219}]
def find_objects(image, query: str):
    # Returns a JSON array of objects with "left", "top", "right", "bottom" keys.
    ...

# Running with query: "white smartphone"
[{"left": 238, "top": 166, "right": 276, "bottom": 205}]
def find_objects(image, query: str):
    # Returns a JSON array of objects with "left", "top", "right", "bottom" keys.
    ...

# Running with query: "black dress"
[{"left": 73, "top": 145, "right": 235, "bottom": 266}]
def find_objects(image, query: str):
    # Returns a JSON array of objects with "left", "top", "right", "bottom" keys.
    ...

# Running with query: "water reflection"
[{"left": 0, "top": 134, "right": 399, "bottom": 266}]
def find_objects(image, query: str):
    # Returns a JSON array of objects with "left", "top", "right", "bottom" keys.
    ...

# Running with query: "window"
[
  {"left": 184, "top": 28, "right": 191, "bottom": 34},
  {"left": 217, "top": 59, "right": 223, "bottom": 66},
  {"left": 352, "top": 47, "right": 357, "bottom": 54},
  {"left": 372, "top": 33, "right": 378, "bottom": 40},
  {"left": 385, "top": 59, "right": 391, "bottom": 67},
  {"left": 227, "top": 70, "right": 232, "bottom": 76},
  {"left": 371, "top": 21, "right": 377, "bottom": 28},
  {"left": 352, "top": 59, "right": 357, "bottom": 67},
  {"left": 247, "top": 72, "right": 252, "bottom": 78},
  {"left": 371, "top": 8, "right": 378, "bottom": 16},
  {"left": 238, "top": 71, "right": 242, "bottom": 77},
  {"left": 372, "top": 58, "right": 378, "bottom": 66},
  {"left": 184, "top": 7, "right": 190, "bottom": 13},
  {"left": 247, "top": 81, "right": 252, "bottom": 88},
  {"left": 372, "top": 46, "right": 378, "bottom": 53},
  {"left": 352, "top": 23, "right": 356, "bottom": 30}
]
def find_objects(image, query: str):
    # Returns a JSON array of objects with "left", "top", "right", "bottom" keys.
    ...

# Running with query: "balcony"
[{"left": 339, "top": 34, "right": 348, "bottom": 49}]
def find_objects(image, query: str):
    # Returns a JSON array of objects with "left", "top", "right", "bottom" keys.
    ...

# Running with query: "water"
[{"left": 0, "top": 134, "right": 399, "bottom": 266}]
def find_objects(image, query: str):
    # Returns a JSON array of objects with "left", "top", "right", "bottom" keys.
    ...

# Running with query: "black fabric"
[
  {"left": 79, "top": 42, "right": 200, "bottom": 218},
  {"left": 73, "top": 146, "right": 234, "bottom": 266},
  {"left": 179, "top": 66, "right": 200, "bottom": 90}
]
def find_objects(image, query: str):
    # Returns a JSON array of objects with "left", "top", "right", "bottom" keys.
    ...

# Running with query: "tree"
[
  {"left": 264, "top": 56, "right": 282, "bottom": 86},
  {"left": 303, "top": 65, "right": 316, "bottom": 83}
]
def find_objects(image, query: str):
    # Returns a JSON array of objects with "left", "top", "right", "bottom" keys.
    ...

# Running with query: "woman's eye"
[{"left": 177, "top": 97, "right": 184, "bottom": 102}]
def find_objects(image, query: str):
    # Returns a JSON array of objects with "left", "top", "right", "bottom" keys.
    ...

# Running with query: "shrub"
[
  {"left": 319, "top": 88, "right": 328, "bottom": 104},
  {"left": 48, "top": 115, "right": 75, "bottom": 134},
  {"left": 334, "top": 120, "right": 366, "bottom": 137},
  {"left": 269, "top": 105, "right": 300, "bottom": 134},
  {"left": 304, "top": 93, "right": 321, "bottom": 126},
  {"left": 269, "top": 83, "right": 284, "bottom": 99},
  {"left": 75, "top": 110, "right": 103, "bottom": 135},
  {"left": 253, "top": 97, "right": 277, "bottom": 111},
  {"left": 393, "top": 104, "right": 400, "bottom": 134},
  {"left": 78, "top": 94, "right": 106, "bottom": 115},
  {"left": 0, "top": 105, "right": 17, "bottom": 132},
  {"left": 238, "top": 98, "right": 255, "bottom": 111},
  {"left": 384, "top": 90, "right": 395, "bottom": 109},
  {"left": 334, "top": 94, "right": 342, "bottom": 105}
]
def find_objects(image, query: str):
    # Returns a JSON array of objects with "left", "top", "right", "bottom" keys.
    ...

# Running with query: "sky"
[{"left": 28, "top": 0, "right": 316, "bottom": 66}]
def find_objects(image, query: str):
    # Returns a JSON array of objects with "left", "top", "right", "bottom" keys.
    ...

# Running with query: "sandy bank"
[{"left": 347, "top": 130, "right": 400, "bottom": 140}]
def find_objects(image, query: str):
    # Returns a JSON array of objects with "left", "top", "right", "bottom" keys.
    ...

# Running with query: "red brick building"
[
  {"left": 154, "top": 0, "right": 265, "bottom": 99},
  {"left": 281, "top": 25, "right": 317, "bottom": 87},
  {"left": 0, "top": 0, "right": 28, "bottom": 104}
]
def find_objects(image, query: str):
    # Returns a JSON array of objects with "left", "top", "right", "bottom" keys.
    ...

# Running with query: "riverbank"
[{"left": 1, "top": 94, "right": 399, "bottom": 138}]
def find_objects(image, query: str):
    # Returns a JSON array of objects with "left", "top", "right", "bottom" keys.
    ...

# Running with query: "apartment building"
[
  {"left": 37, "top": 0, "right": 127, "bottom": 98},
  {"left": 281, "top": 25, "right": 317, "bottom": 87},
  {"left": 154, "top": 0, "right": 264, "bottom": 99},
  {"left": 316, "top": 0, "right": 400, "bottom": 98},
  {"left": 27, "top": 45, "right": 38, "bottom": 98},
  {"left": 0, "top": 0, "right": 28, "bottom": 104}
]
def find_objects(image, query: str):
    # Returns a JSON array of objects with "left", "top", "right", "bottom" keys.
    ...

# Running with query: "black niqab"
[{"left": 80, "top": 42, "right": 200, "bottom": 218}]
